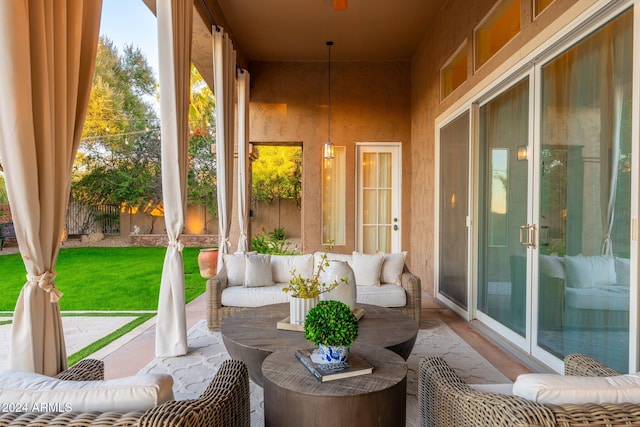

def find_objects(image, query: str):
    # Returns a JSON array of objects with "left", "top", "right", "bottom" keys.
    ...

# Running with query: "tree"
[{"left": 252, "top": 146, "right": 302, "bottom": 203}]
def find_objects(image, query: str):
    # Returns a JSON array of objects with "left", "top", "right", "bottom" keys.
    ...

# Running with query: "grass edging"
[{"left": 67, "top": 313, "right": 156, "bottom": 366}]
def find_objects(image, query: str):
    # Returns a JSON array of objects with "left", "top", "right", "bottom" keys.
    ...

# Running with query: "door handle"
[{"left": 519, "top": 224, "right": 536, "bottom": 248}]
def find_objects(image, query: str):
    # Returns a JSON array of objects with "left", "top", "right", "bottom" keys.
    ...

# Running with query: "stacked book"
[{"left": 295, "top": 348, "right": 373, "bottom": 382}]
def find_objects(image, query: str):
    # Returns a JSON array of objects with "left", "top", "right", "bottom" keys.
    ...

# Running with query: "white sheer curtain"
[
  {"left": 237, "top": 69, "right": 250, "bottom": 252},
  {"left": 155, "top": 0, "right": 192, "bottom": 357},
  {"left": 0, "top": 0, "right": 102, "bottom": 375},
  {"left": 213, "top": 27, "right": 236, "bottom": 268}
]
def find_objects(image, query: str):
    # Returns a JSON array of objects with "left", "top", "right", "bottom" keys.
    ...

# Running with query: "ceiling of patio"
[{"left": 197, "top": 0, "right": 445, "bottom": 62}]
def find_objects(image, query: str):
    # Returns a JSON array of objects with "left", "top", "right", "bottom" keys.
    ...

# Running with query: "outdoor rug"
[{"left": 139, "top": 318, "right": 511, "bottom": 427}]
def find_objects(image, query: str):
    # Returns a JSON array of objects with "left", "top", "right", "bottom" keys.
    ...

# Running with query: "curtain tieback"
[
  {"left": 168, "top": 239, "right": 184, "bottom": 252},
  {"left": 27, "top": 271, "right": 62, "bottom": 303}
]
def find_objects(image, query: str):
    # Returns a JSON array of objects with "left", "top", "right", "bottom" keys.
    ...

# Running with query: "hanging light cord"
[{"left": 327, "top": 41, "right": 333, "bottom": 143}]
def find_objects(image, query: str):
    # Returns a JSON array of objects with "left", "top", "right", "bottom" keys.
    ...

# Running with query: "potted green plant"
[
  {"left": 283, "top": 253, "right": 346, "bottom": 324},
  {"left": 304, "top": 300, "right": 359, "bottom": 363}
]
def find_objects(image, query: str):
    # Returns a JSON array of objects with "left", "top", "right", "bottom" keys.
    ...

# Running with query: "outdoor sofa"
[
  {"left": 206, "top": 251, "right": 421, "bottom": 330},
  {"left": 418, "top": 353, "right": 640, "bottom": 426},
  {"left": 0, "top": 359, "right": 250, "bottom": 427}
]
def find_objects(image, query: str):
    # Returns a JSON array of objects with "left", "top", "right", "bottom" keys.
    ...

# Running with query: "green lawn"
[{"left": 0, "top": 246, "right": 206, "bottom": 311}]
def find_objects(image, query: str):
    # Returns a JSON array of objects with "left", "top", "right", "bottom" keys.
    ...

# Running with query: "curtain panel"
[
  {"left": 237, "top": 70, "right": 250, "bottom": 252},
  {"left": 155, "top": 0, "right": 192, "bottom": 357},
  {"left": 0, "top": 0, "right": 102, "bottom": 375},
  {"left": 212, "top": 28, "right": 236, "bottom": 269}
]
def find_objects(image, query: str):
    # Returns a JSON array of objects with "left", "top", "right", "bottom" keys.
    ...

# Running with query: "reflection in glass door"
[
  {"left": 536, "top": 9, "right": 632, "bottom": 373},
  {"left": 478, "top": 78, "right": 530, "bottom": 337}
]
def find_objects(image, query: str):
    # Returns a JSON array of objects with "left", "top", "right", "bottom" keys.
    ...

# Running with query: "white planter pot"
[
  {"left": 319, "top": 260, "right": 357, "bottom": 309},
  {"left": 289, "top": 296, "right": 318, "bottom": 325}
]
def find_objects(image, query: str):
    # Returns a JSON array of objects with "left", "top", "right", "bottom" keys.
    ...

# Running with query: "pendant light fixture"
[{"left": 323, "top": 41, "right": 335, "bottom": 159}]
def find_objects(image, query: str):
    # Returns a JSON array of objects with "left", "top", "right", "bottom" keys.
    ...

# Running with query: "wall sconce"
[
  {"left": 517, "top": 145, "right": 528, "bottom": 161},
  {"left": 450, "top": 192, "right": 456, "bottom": 209}
]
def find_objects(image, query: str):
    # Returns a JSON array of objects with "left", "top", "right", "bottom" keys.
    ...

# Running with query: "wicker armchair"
[
  {"left": 0, "top": 359, "right": 250, "bottom": 427},
  {"left": 418, "top": 354, "right": 640, "bottom": 427}
]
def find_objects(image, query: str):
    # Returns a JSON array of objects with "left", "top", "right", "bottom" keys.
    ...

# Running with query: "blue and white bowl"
[{"left": 317, "top": 343, "right": 349, "bottom": 363}]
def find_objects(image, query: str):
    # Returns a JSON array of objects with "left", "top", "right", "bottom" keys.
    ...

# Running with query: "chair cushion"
[
  {"left": 380, "top": 251, "right": 407, "bottom": 286},
  {"left": 244, "top": 253, "right": 274, "bottom": 287},
  {"left": 513, "top": 372, "right": 640, "bottom": 404},
  {"left": 356, "top": 284, "right": 406, "bottom": 307},
  {"left": 565, "top": 285, "right": 629, "bottom": 311},
  {"left": 351, "top": 251, "right": 384, "bottom": 286},
  {"left": 221, "top": 284, "right": 290, "bottom": 307},
  {"left": 0, "top": 369, "right": 174, "bottom": 413},
  {"left": 271, "top": 254, "right": 314, "bottom": 283}
]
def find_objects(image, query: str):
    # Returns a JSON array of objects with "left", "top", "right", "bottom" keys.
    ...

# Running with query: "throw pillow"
[
  {"left": 271, "top": 254, "right": 314, "bottom": 283},
  {"left": 615, "top": 257, "right": 631, "bottom": 287},
  {"left": 0, "top": 369, "right": 174, "bottom": 413},
  {"left": 513, "top": 372, "right": 640, "bottom": 405},
  {"left": 379, "top": 251, "right": 407, "bottom": 286},
  {"left": 564, "top": 254, "right": 616, "bottom": 289},
  {"left": 223, "top": 253, "right": 246, "bottom": 286},
  {"left": 539, "top": 255, "right": 565, "bottom": 280},
  {"left": 351, "top": 251, "right": 384, "bottom": 287},
  {"left": 244, "top": 253, "right": 274, "bottom": 287}
]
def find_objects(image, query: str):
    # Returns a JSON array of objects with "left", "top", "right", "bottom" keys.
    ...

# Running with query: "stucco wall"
[
  {"left": 248, "top": 61, "right": 412, "bottom": 255},
  {"left": 410, "top": 0, "right": 592, "bottom": 297}
]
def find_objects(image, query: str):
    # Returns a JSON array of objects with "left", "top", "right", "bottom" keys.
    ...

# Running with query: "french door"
[
  {"left": 356, "top": 143, "right": 401, "bottom": 253},
  {"left": 473, "top": 8, "right": 633, "bottom": 372}
]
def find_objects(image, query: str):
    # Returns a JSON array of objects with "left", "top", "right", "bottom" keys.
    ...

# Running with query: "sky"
[{"left": 99, "top": 0, "right": 159, "bottom": 80}]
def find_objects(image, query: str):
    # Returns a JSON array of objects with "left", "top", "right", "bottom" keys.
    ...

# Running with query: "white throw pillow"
[
  {"left": 223, "top": 253, "right": 246, "bottom": 286},
  {"left": 615, "top": 257, "right": 631, "bottom": 287},
  {"left": 244, "top": 253, "right": 274, "bottom": 287},
  {"left": 513, "top": 372, "right": 640, "bottom": 405},
  {"left": 564, "top": 254, "right": 616, "bottom": 289},
  {"left": 351, "top": 251, "right": 384, "bottom": 287},
  {"left": 271, "top": 254, "right": 314, "bottom": 283},
  {"left": 0, "top": 369, "right": 174, "bottom": 413},
  {"left": 539, "top": 255, "right": 565, "bottom": 280},
  {"left": 379, "top": 251, "right": 407, "bottom": 286}
]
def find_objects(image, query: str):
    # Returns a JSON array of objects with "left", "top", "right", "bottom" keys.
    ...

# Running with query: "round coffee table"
[
  {"left": 262, "top": 344, "right": 407, "bottom": 427},
  {"left": 221, "top": 303, "right": 418, "bottom": 387}
]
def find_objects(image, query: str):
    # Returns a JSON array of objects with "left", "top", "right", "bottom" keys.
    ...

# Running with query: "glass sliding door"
[
  {"left": 478, "top": 77, "right": 530, "bottom": 337},
  {"left": 537, "top": 9, "right": 633, "bottom": 373},
  {"left": 438, "top": 112, "right": 470, "bottom": 309}
]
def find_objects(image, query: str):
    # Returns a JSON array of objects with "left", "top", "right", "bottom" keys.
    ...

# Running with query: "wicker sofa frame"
[
  {"left": 418, "top": 353, "right": 640, "bottom": 427},
  {"left": 206, "top": 263, "right": 421, "bottom": 330},
  {"left": 0, "top": 359, "right": 250, "bottom": 427}
]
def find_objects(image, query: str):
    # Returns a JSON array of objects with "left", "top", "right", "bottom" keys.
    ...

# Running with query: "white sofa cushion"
[
  {"left": 469, "top": 383, "right": 514, "bottom": 395},
  {"left": 0, "top": 369, "right": 174, "bottom": 413},
  {"left": 221, "top": 284, "right": 290, "bottom": 307},
  {"left": 351, "top": 251, "right": 384, "bottom": 286},
  {"left": 356, "top": 284, "right": 406, "bottom": 307},
  {"left": 513, "top": 372, "right": 640, "bottom": 404},
  {"left": 313, "top": 252, "right": 352, "bottom": 275},
  {"left": 271, "top": 254, "right": 314, "bottom": 283},
  {"left": 565, "top": 285, "right": 629, "bottom": 311},
  {"left": 564, "top": 254, "right": 616, "bottom": 289},
  {"left": 244, "top": 253, "right": 274, "bottom": 287},
  {"left": 223, "top": 253, "right": 246, "bottom": 286},
  {"left": 380, "top": 251, "right": 407, "bottom": 286}
]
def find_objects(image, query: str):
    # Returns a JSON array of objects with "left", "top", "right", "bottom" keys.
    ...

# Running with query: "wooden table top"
[
  {"left": 221, "top": 303, "right": 419, "bottom": 354},
  {"left": 262, "top": 344, "right": 408, "bottom": 397}
]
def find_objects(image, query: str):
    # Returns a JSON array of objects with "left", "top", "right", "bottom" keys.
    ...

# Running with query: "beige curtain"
[
  {"left": 237, "top": 70, "right": 250, "bottom": 252},
  {"left": 0, "top": 0, "right": 102, "bottom": 375},
  {"left": 213, "top": 27, "right": 236, "bottom": 268},
  {"left": 155, "top": 0, "right": 192, "bottom": 357}
]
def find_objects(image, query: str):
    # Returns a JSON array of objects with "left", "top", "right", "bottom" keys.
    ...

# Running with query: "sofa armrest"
[
  {"left": 55, "top": 358, "right": 104, "bottom": 381},
  {"left": 563, "top": 353, "right": 620, "bottom": 377},
  {"left": 206, "top": 266, "right": 229, "bottom": 330},
  {"left": 418, "top": 357, "right": 554, "bottom": 427},
  {"left": 401, "top": 265, "right": 421, "bottom": 325},
  {"left": 139, "top": 359, "right": 250, "bottom": 427}
]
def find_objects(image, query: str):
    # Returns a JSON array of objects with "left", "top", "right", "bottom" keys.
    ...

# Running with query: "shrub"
[{"left": 304, "top": 300, "right": 359, "bottom": 347}]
